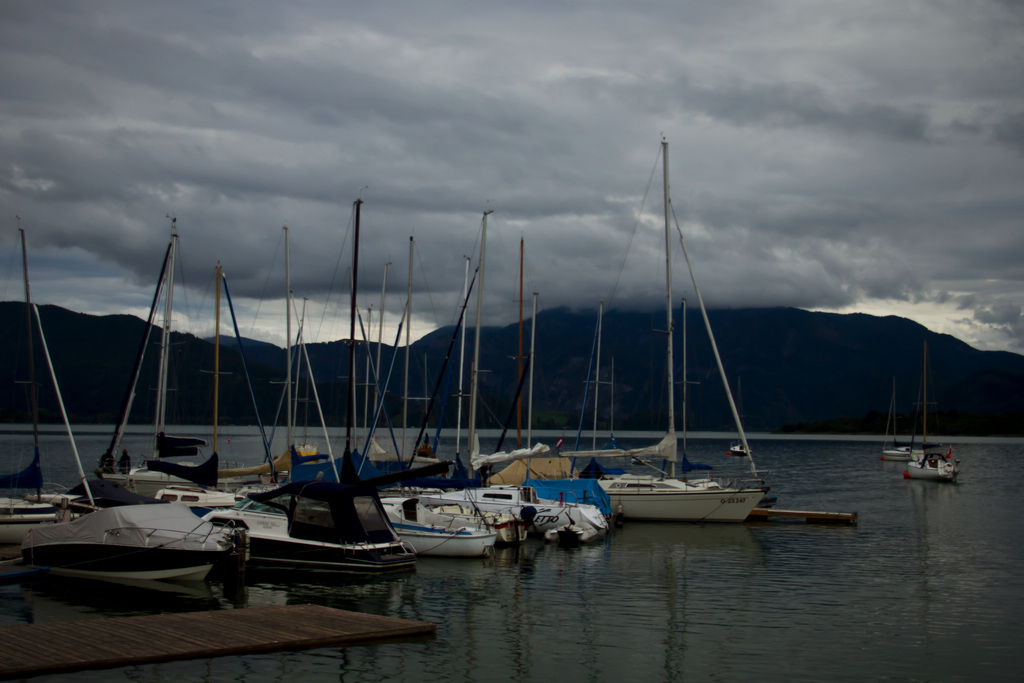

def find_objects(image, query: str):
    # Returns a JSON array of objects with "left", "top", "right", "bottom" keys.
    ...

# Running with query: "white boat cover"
[
  {"left": 22, "top": 503, "right": 229, "bottom": 552},
  {"left": 560, "top": 432, "right": 678, "bottom": 463}
]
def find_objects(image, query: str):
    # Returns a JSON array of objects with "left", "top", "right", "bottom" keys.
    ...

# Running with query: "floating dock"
[
  {"left": 0, "top": 604, "right": 435, "bottom": 679},
  {"left": 746, "top": 508, "right": 857, "bottom": 525}
]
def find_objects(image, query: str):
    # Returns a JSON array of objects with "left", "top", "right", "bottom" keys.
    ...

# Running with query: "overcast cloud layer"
[{"left": 2, "top": 1, "right": 1023, "bottom": 352}]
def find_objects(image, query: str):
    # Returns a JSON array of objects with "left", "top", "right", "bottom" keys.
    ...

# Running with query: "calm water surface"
[{"left": 1, "top": 430, "right": 1021, "bottom": 682}]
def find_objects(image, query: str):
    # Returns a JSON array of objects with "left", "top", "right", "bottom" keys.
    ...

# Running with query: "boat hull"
[
  {"left": 204, "top": 507, "right": 416, "bottom": 573},
  {"left": 602, "top": 480, "right": 767, "bottom": 522},
  {"left": 21, "top": 543, "right": 226, "bottom": 581},
  {"left": 905, "top": 459, "right": 959, "bottom": 483},
  {"left": 244, "top": 535, "right": 416, "bottom": 572},
  {"left": 389, "top": 523, "right": 496, "bottom": 557},
  {"left": 0, "top": 499, "right": 57, "bottom": 544}
]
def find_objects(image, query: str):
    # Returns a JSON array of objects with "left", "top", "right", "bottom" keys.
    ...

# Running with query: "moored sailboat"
[
  {"left": 587, "top": 139, "right": 768, "bottom": 522},
  {"left": 904, "top": 341, "right": 960, "bottom": 482}
]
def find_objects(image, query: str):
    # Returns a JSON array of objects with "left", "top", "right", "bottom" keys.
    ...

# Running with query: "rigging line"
[
  {"left": 605, "top": 145, "right": 662, "bottom": 309},
  {"left": 170, "top": 229, "right": 201, "bottom": 338},
  {"left": 413, "top": 240, "right": 443, "bottom": 329},
  {"left": 248, "top": 228, "right": 285, "bottom": 342},
  {"left": 316, "top": 201, "right": 357, "bottom": 344}
]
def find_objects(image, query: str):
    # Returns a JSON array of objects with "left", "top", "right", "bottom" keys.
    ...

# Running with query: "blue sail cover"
[
  {"left": 524, "top": 477, "right": 612, "bottom": 517},
  {"left": 66, "top": 478, "right": 167, "bottom": 507},
  {"left": 146, "top": 451, "right": 219, "bottom": 487},
  {"left": 680, "top": 452, "right": 713, "bottom": 472},
  {"left": 341, "top": 449, "right": 477, "bottom": 489},
  {"left": 156, "top": 433, "right": 207, "bottom": 458},
  {"left": 0, "top": 448, "right": 44, "bottom": 489},
  {"left": 579, "top": 458, "right": 625, "bottom": 478}
]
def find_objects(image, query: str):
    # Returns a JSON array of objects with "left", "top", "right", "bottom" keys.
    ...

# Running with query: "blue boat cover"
[
  {"left": 524, "top": 477, "right": 612, "bottom": 517},
  {"left": 0, "top": 448, "right": 44, "bottom": 490}
]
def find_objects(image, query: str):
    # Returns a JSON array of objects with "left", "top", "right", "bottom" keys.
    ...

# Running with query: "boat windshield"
[
  {"left": 233, "top": 498, "right": 285, "bottom": 515},
  {"left": 353, "top": 496, "right": 395, "bottom": 536}
]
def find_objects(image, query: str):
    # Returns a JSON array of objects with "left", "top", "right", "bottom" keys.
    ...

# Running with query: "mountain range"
[{"left": 2, "top": 301, "right": 1023, "bottom": 434}]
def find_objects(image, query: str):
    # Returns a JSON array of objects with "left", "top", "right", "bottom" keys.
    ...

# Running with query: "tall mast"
[
  {"left": 154, "top": 218, "right": 177, "bottom": 452},
  {"left": 404, "top": 236, "right": 413, "bottom": 455},
  {"left": 455, "top": 256, "right": 471, "bottom": 459},
  {"left": 467, "top": 210, "right": 492, "bottom": 458},
  {"left": 213, "top": 264, "right": 222, "bottom": 451},
  {"left": 592, "top": 300, "right": 603, "bottom": 450},
  {"left": 923, "top": 340, "right": 928, "bottom": 445},
  {"left": 662, "top": 139, "right": 677, "bottom": 478},
  {"left": 682, "top": 297, "right": 687, "bottom": 456},
  {"left": 527, "top": 291, "right": 538, "bottom": 447},
  {"left": 284, "top": 223, "right": 292, "bottom": 448},
  {"left": 377, "top": 262, "right": 390, "bottom": 432},
  {"left": 18, "top": 226, "right": 39, "bottom": 495},
  {"left": 345, "top": 200, "right": 362, "bottom": 457},
  {"left": 517, "top": 237, "right": 524, "bottom": 448}
]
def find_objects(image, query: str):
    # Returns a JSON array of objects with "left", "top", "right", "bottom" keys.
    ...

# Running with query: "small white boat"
[
  {"left": 0, "top": 496, "right": 58, "bottom": 545},
  {"left": 381, "top": 497, "right": 496, "bottom": 557},
  {"left": 726, "top": 443, "right": 750, "bottom": 458},
  {"left": 542, "top": 520, "right": 600, "bottom": 546},
  {"left": 905, "top": 451, "right": 960, "bottom": 483},
  {"left": 21, "top": 503, "right": 235, "bottom": 581},
  {"left": 415, "top": 485, "right": 609, "bottom": 537}
]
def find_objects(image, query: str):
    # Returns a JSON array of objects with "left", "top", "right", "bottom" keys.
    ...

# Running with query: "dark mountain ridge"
[{"left": 2, "top": 301, "right": 1022, "bottom": 434}]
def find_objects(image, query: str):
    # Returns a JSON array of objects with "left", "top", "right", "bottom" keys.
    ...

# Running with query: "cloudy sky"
[{"left": 2, "top": 1, "right": 1022, "bottom": 353}]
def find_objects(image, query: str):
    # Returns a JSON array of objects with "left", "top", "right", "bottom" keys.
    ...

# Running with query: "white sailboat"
[
  {"left": 881, "top": 377, "right": 912, "bottom": 461},
  {"left": 99, "top": 219, "right": 214, "bottom": 496},
  {"left": 588, "top": 139, "right": 768, "bottom": 522},
  {"left": 905, "top": 341, "right": 960, "bottom": 482},
  {"left": 379, "top": 497, "right": 497, "bottom": 557},
  {"left": 1, "top": 229, "right": 60, "bottom": 543}
]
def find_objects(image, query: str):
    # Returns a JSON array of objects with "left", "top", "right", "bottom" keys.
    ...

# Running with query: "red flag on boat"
[{"left": 555, "top": 438, "right": 564, "bottom": 450}]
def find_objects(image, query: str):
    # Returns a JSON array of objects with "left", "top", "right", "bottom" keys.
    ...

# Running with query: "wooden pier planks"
[
  {"left": 0, "top": 604, "right": 435, "bottom": 679},
  {"left": 746, "top": 508, "right": 857, "bottom": 524}
]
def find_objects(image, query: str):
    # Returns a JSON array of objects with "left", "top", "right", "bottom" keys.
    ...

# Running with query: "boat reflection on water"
[{"left": 12, "top": 576, "right": 219, "bottom": 626}]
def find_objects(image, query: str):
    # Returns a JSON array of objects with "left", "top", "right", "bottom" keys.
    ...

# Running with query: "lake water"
[{"left": 1, "top": 429, "right": 1022, "bottom": 682}]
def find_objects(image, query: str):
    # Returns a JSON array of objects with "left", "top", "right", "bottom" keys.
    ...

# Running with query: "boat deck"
[{"left": 0, "top": 604, "right": 436, "bottom": 679}]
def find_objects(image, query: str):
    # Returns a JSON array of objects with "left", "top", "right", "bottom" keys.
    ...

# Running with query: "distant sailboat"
[
  {"left": 904, "top": 341, "right": 960, "bottom": 482},
  {"left": 881, "top": 377, "right": 912, "bottom": 461}
]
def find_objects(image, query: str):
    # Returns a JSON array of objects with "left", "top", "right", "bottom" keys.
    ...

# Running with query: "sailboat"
[
  {"left": 98, "top": 219, "right": 214, "bottom": 496},
  {"left": 905, "top": 341, "right": 960, "bottom": 482},
  {"left": 584, "top": 139, "right": 769, "bottom": 522},
  {"left": 1, "top": 229, "right": 60, "bottom": 543},
  {"left": 726, "top": 378, "right": 751, "bottom": 457},
  {"left": 881, "top": 377, "right": 912, "bottom": 461}
]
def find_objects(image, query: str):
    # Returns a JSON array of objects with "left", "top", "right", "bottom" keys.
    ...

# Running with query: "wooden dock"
[
  {"left": 746, "top": 508, "right": 857, "bottom": 525},
  {"left": 0, "top": 604, "right": 435, "bottom": 679}
]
